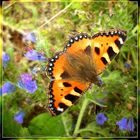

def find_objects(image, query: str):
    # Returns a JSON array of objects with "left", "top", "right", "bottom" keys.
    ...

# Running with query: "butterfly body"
[{"left": 47, "top": 29, "right": 127, "bottom": 116}]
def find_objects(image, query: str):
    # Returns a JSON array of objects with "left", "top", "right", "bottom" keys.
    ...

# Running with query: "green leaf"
[
  {"left": 28, "top": 113, "right": 66, "bottom": 136},
  {"left": 20, "top": 128, "right": 31, "bottom": 137}
]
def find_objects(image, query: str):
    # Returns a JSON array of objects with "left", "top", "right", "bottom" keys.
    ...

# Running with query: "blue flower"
[
  {"left": 17, "top": 73, "right": 37, "bottom": 93},
  {"left": 116, "top": 117, "right": 128, "bottom": 130},
  {"left": 127, "top": 117, "right": 135, "bottom": 132},
  {"left": 2, "top": 52, "right": 10, "bottom": 68},
  {"left": 20, "top": 73, "right": 33, "bottom": 82},
  {"left": 96, "top": 113, "right": 107, "bottom": 125},
  {"left": 23, "top": 32, "right": 36, "bottom": 43},
  {"left": 24, "top": 50, "right": 47, "bottom": 61},
  {"left": 116, "top": 117, "right": 135, "bottom": 132},
  {"left": 0, "top": 82, "right": 16, "bottom": 95},
  {"left": 14, "top": 111, "right": 25, "bottom": 124}
]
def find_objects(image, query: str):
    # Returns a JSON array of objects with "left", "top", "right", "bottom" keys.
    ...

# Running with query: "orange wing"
[
  {"left": 91, "top": 29, "right": 127, "bottom": 74},
  {"left": 48, "top": 79, "right": 89, "bottom": 115},
  {"left": 47, "top": 30, "right": 127, "bottom": 116}
]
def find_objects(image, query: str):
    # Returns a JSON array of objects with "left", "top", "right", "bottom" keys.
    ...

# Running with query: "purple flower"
[
  {"left": 20, "top": 73, "right": 32, "bottom": 82},
  {"left": 96, "top": 113, "right": 107, "bottom": 125},
  {"left": 14, "top": 111, "right": 25, "bottom": 124},
  {"left": 17, "top": 73, "right": 37, "bottom": 93},
  {"left": 116, "top": 117, "right": 128, "bottom": 130},
  {"left": 127, "top": 118, "right": 135, "bottom": 132},
  {"left": 116, "top": 117, "right": 135, "bottom": 132},
  {"left": 2, "top": 52, "right": 10, "bottom": 68},
  {"left": 23, "top": 32, "right": 36, "bottom": 43},
  {"left": 24, "top": 50, "right": 47, "bottom": 61},
  {"left": 0, "top": 82, "right": 16, "bottom": 95}
]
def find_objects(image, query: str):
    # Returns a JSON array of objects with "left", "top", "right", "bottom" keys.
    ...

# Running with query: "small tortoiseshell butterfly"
[{"left": 47, "top": 29, "right": 127, "bottom": 116}]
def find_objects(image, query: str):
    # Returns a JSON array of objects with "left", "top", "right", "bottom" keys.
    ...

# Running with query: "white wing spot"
[
  {"left": 70, "top": 39, "right": 74, "bottom": 43},
  {"left": 75, "top": 36, "right": 78, "bottom": 40},
  {"left": 49, "top": 63, "right": 53, "bottom": 66},
  {"left": 119, "top": 38, "right": 124, "bottom": 45},
  {"left": 67, "top": 43, "right": 70, "bottom": 47},
  {"left": 55, "top": 55, "right": 58, "bottom": 59},
  {"left": 57, "top": 107, "right": 64, "bottom": 112},
  {"left": 51, "top": 59, "right": 54, "bottom": 62},
  {"left": 111, "top": 31, "right": 114, "bottom": 34},
  {"left": 49, "top": 100, "right": 53, "bottom": 103}
]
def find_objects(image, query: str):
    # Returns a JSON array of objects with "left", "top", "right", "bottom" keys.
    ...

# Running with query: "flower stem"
[
  {"left": 73, "top": 98, "right": 89, "bottom": 136},
  {"left": 61, "top": 114, "right": 70, "bottom": 136}
]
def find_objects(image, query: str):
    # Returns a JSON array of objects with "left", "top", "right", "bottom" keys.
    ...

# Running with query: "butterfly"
[{"left": 47, "top": 29, "right": 127, "bottom": 116}]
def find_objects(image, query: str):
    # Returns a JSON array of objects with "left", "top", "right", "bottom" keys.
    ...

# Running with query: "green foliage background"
[{"left": 2, "top": 0, "right": 138, "bottom": 138}]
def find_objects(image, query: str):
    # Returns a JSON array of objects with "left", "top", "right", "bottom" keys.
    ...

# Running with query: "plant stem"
[
  {"left": 3, "top": 2, "right": 16, "bottom": 10},
  {"left": 37, "top": 2, "right": 73, "bottom": 31},
  {"left": 73, "top": 98, "right": 89, "bottom": 136},
  {"left": 61, "top": 113, "right": 70, "bottom": 137}
]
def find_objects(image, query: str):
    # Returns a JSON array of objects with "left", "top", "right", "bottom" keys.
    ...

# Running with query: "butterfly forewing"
[{"left": 91, "top": 30, "right": 127, "bottom": 74}]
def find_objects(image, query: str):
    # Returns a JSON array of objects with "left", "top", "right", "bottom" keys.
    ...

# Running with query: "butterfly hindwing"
[
  {"left": 47, "top": 29, "right": 127, "bottom": 116},
  {"left": 48, "top": 80, "right": 89, "bottom": 115}
]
